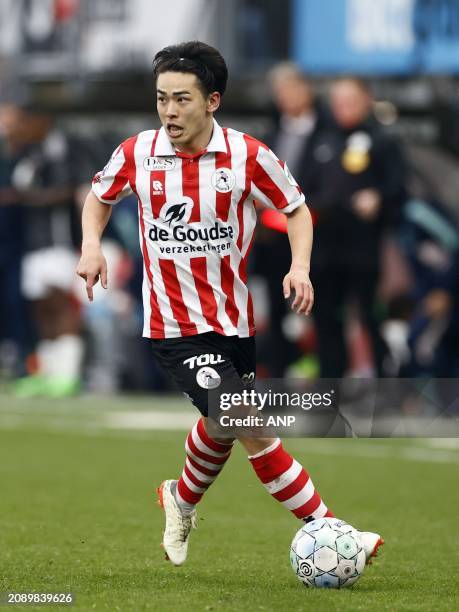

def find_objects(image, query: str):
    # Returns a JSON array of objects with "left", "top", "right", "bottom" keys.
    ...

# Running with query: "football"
[{"left": 290, "top": 517, "right": 366, "bottom": 588}]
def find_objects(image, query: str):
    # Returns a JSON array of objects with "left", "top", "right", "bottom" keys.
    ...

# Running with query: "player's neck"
[{"left": 173, "top": 117, "right": 214, "bottom": 156}]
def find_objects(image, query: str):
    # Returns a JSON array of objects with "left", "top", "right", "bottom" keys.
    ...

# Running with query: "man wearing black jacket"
[
  {"left": 304, "top": 78, "right": 406, "bottom": 377},
  {"left": 254, "top": 63, "right": 329, "bottom": 376}
]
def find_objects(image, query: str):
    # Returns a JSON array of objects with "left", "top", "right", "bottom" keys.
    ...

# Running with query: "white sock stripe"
[
  {"left": 264, "top": 460, "right": 303, "bottom": 494},
  {"left": 311, "top": 500, "right": 328, "bottom": 519},
  {"left": 277, "top": 478, "right": 315, "bottom": 511},
  {"left": 196, "top": 420, "right": 234, "bottom": 447},
  {"left": 181, "top": 470, "right": 207, "bottom": 494},
  {"left": 185, "top": 458, "right": 216, "bottom": 484},
  {"left": 185, "top": 438, "right": 225, "bottom": 472},
  {"left": 192, "top": 425, "right": 231, "bottom": 458},
  {"left": 248, "top": 438, "right": 281, "bottom": 460}
]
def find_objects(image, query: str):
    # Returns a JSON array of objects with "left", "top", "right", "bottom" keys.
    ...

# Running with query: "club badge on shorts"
[
  {"left": 196, "top": 366, "right": 221, "bottom": 389},
  {"left": 211, "top": 168, "right": 235, "bottom": 193}
]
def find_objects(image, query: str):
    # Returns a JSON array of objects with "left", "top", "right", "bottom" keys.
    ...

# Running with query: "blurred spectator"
[
  {"left": 0, "top": 99, "right": 88, "bottom": 397},
  {"left": 0, "top": 104, "right": 28, "bottom": 378},
  {"left": 267, "top": 62, "right": 324, "bottom": 180},
  {"left": 75, "top": 184, "right": 168, "bottom": 394},
  {"left": 398, "top": 198, "right": 459, "bottom": 377},
  {"left": 304, "top": 78, "right": 406, "bottom": 377},
  {"left": 254, "top": 62, "right": 328, "bottom": 376}
]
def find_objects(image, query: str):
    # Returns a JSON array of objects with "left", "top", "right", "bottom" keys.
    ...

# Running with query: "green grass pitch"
[{"left": 0, "top": 396, "right": 458, "bottom": 611}]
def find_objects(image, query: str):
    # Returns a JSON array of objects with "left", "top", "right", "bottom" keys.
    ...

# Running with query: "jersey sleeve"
[
  {"left": 250, "top": 145, "right": 306, "bottom": 213},
  {"left": 91, "top": 142, "right": 133, "bottom": 204}
]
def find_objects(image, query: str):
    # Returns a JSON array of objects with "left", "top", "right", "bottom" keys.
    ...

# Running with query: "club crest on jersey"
[
  {"left": 196, "top": 366, "right": 221, "bottom": 389},
  {"left": 160, "top": 197, "right": 193, "bottom": 226},
  {"left": 211, "top": 168, "right": 235, "bottom": 193},
  {"left": 143, "top": 156, "right": 176, "bottom": 172}
]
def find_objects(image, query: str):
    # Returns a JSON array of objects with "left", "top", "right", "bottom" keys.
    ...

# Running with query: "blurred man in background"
[
  {"left": 0, "top": 103, "right": 27, "bottom": 378},
  {"left": 254, "top": 62, "right": 328, "bottom": 376},
  {"left": 304, "top": 78, "right": 406, "bottom": 377},
  {"left": 398, "top": 197, "right": 459, "bottom": 377},
  {"left": 0, "top": 99, "right": 84, "bottom": 397},
  {"left": 268, "top": 62, "right": 324, "bottom": 182}
]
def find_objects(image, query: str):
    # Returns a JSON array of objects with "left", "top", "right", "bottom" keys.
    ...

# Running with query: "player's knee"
[{"left": 202, "top": 416, "right": 234, "bottom": 444}]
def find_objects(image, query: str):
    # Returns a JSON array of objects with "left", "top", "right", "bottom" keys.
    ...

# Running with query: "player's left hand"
[{"left": 283, "top": 267, "right": 314, "bottom": 316}]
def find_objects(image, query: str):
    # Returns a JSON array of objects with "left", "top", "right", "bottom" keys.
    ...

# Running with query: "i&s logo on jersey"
[{"left": 144, "top": 156, "right": 176, "bottom": 172}]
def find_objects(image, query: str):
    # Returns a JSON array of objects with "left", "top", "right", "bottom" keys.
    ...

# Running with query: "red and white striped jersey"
[{"left": 92, "top": 119, "right": 306, "bottom": 339}]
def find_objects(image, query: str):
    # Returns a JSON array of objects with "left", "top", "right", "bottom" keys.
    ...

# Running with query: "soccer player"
[{"left": 76, "top": 41, "right": 383, "bottom": 567}]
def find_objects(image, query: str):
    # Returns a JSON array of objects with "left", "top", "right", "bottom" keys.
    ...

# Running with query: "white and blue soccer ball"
[{"left": 290, "top": 517, "right": 366, "bottom": 588}]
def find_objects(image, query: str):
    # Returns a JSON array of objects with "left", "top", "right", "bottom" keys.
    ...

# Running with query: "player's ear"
[{"left": 207, "top": 91, "right": 221, "bottom": 113}]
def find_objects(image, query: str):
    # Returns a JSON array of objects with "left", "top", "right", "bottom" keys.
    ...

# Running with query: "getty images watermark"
[
  {"left": 207, "top": 378, "right": 459, "bottom": 438},
  {"left": 219, "top": 388, "right": 335, "bottom": 428}
]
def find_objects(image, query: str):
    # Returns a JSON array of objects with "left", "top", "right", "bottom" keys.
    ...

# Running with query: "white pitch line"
[
  {"left": 0, "top": 410, "right": 458, "bottom": 464},
  {"left": 400, "top": 447, "right": 459, "bottom": 463},
  {"left": 423, "top": 439, "right": 459, "bottom": 450},
  {"left": 103, "top": 411, "right": 196, "bottom": 431},
  {"left": 287, "top": 440, "right": 459, "bottom": 464}
]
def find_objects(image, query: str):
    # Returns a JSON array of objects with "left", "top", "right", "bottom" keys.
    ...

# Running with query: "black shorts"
[{"left": 151, "top": 332, "right": 256, "bottom": 416}]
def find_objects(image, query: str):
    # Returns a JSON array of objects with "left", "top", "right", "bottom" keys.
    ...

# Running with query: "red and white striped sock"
[
  {"left": 249, "top": 439, "right": 334, "bottom": 521},
  {"left": 175, "top": 418, "right": 233, "bottom": 512}
]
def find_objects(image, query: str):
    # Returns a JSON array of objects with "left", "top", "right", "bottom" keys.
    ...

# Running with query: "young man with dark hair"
[{"left": 77, "top": 41, "right": 383, "bottom": 567}]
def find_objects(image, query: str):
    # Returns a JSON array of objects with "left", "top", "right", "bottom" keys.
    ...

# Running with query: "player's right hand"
[{"left": 76, "top": 245, "right": 108, "bottom": 302}]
